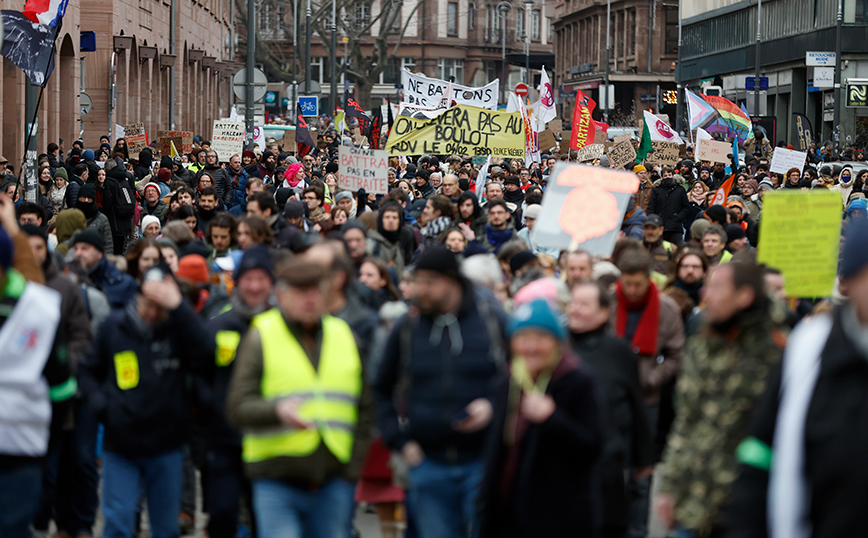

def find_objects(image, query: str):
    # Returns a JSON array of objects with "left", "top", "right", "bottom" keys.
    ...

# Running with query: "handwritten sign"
[
  {"left": 594, "top": 129, "right": 607, "bottom": 144},
  {"left": 696, "top": 139, "right": 731, "bottom": 164},
  {"left": 646, "top": 141, "right": 680, "bottom": 165},
  {"left": 613, "top": 133, "right": 632, "bottom": 144},
  {"left": 538, "top": 129, "right": 558, "bottom": 152},
  {"left": 211, "top": 120, "right": 245, "bottom": 163},
  {"left": 125, "top": 123, "right": 148, "bottom": 159},
  {"left": 548, "top": 119, "right": 563, "bottom": 134},
  {"left": 532, "top": 163, "right": 640, "bottom": 256},
  {"left": 769, "top": 147, "right": 808, "bottom": 175},
  {"left": 757, "top": 190, "right": 842, "bottom": 297},
  {"left": 386, "top": 105, "right": 525, "bottom": 158},
  {"left": 607, "top": 140, "right": 637, "bottom": 170},
  {"left": 402, "top": 69, "right": 499, "bottom": 109},
  {"left": 157, "top": 130, "right": 193, "bottom": 157},
  {"left": 339, "top": 146, "right": 389, "bottom": 194},
  {"left": 576, "top": 143, "right": 604, "bottom": 162}
]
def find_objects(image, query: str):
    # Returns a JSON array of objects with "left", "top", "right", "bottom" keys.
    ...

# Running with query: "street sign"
[
  {"left": 299, "top": 95, "right": 319, "bottom": 116},
  {"left": 744, "top": 77, "right": 769, "bottom": 91},
  {"left": 806, "top": 52, "right": 836, "bottom": 66},
  {"left": 514, "top": 83, "right": 529, "bottom": 98},
  {"left": 814, "top": 67, "right": 834, "bottom": 89},
  {"left": 80, "top": 92, "right": 92, "bottom": 115},
  {"left": 232, "top": 68, "right": 268, "bottom": 102},
  {"left": 639, "top": 94, "right": 656, "bottom": 102},
  {"left": 234, "top": 103, "right": 266, "bottom": 115}
]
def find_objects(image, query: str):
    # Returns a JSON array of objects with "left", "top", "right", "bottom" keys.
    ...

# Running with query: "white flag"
[
  {"left": 229, "top": 106, "right": 239, "bottom": 122},
  {"left": 253, "top": 125, "right": 266, "bottom": 152},
  {"left": 537, "top": 67, "right": 557, "bottom": 127},
  {"left": 643, "top": 110, "right": 684, "bottom": 145},
  {"left": 696, "top": 127, "right": 713, "bottom": 141}
]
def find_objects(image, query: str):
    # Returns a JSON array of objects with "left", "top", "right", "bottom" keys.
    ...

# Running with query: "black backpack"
[{"left": 113, "top": 176, "right": 137, "bottom": 218}]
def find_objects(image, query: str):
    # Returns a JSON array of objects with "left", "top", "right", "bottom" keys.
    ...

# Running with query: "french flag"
[{"left": 23, "top": 0, "right": 68, "bottom": 27}]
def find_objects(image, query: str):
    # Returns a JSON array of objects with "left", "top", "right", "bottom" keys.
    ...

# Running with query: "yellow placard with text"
[
  {"left": 756, "top": 190, "right": 842, "bottom": 298},
  {"left": 114, "top": 351, "right": 140, "bottom": 390}
]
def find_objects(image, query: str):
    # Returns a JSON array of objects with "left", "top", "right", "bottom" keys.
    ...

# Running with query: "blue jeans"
[
  {"left": 0, "top": 461, "right": 43, "bottom": 538},
  {"left": 252, "top": 477, "right": 355, "bottom": 538},
  {"left": 407, "top": 457, "right": 484, "bottom": 538},
  {"left": 102, "top": 448, "right": 184, "bottom": 538},
  {"left": 204, "top": 445, "right": 250, "bottom": 538}
]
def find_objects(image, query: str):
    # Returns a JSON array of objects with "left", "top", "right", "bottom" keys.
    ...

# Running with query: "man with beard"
[
  {"left": 665, "top": 249, "right": 708, "bottom": 307},
  {"left": 75, "top": 184, "right": 114, "bottom": 254},
  {"left": 195, "top": 150, "right": 230, "bottom": 205},
  {"left": 226, "top": 154, "right": 249, "bottom": 210},
  {"left": 481, "top": 200, "right": 517, "bottom": 253},
  {"left": 708, "top": 162, "right": 728, "bottom": 191},
  {"left": 415, "top": 169, "right": 436, "bottom": 199},
  {"left": 197, "top": 187, "right": 222, "bottom": 238},
  {"left": 256, "top": 151, "right": 278, "bottom": 184},
  {"left": 342, "top": 220, "right": 368, "bottom": 273},
  {"left": 647, "top": 169, "right": 690, "bottom": 245},
  {"left": 502, "top": 176, "right": 526, "bottom": 214}
]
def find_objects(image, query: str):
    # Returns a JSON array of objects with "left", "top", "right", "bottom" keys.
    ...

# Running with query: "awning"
[{"left": 505, "top": 52, "right": 557, "bottom": 71}]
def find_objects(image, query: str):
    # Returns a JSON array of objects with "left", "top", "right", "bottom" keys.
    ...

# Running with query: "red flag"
[
  {"left": 344, "top": 87, "right": 371, "bottom": 135},
  {"left": 569, "top": 90, "right": 597, "bottom": 150},
  {"left": 367, "top": 107, "right": 382, "bottom": 149},
  {"left": 710, "top": 174, "right": 735, "bottom": 206},
  {"left": 593, "top": 120, "right": 609, "bottom": 134}
]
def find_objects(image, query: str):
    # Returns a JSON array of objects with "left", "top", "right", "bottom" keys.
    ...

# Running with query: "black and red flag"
[
  {"left": 386, "top": 98, "right": 394, "bottom": 136},
  {"left": 367, "top": 107, "right": 382, "bottom": 149},
  {"left": 344, "top": 87, "right": 371, "bottom": 136},
  {"left": 296, "top": 102, "right": 317, "bottom": 158}
]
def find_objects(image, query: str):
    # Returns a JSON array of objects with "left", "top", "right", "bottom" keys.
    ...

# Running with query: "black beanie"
[
  {"left": 415, "top": 246, "right": 461, "bottom": 282},
  {"left": 71, "top": 228, "right": 105, "bottom": 253},
  {"left": 509, "top": 250, "right": 538, "bottom": 275},
  {"left": 724, "top": 224, "right": 746, "bottom": 242},
  {"left": 78, "top": 183, "right": 97, "bottom": 200},
  {"left": 325, "top": 162, "right": 339, "bottom": 174}
]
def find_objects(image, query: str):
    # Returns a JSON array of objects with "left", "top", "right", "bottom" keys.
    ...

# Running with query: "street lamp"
[
  {"left": 497, "top": 1, "right": 511, "bottom": 105},
  {"left": 523, "top": 0, "right": 533, "bottom": 88}
]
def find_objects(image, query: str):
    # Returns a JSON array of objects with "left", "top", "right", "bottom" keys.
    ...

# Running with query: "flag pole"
[{"left": 18, "top": 19, "right": 62, "bottom": 202}]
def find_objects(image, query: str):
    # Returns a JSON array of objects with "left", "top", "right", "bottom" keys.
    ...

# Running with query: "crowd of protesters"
[{"left": 1, "top": 119, "right": 868, "bottom": 538}]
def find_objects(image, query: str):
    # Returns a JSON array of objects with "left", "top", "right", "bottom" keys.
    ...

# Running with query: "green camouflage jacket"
[{"left": 658, "top": 302, "right": 787, "bottom": 534}]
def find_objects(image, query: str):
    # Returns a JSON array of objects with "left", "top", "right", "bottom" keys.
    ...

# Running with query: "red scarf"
[{"left": 615, "top": 280, "right": 661, "bottom": 356}]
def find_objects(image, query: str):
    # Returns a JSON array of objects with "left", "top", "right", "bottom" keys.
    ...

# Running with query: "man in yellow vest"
[{"left": 226, "top": 256, "right": 372, "bottom": 538}]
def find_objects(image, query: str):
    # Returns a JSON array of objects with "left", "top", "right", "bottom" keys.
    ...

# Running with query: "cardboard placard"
[
  {"left": 646, "top": 141, "right": 680, "bottom": 165},
  {"left": 696, "top": 139, "right": 731, "bottom": 164},
  {"left": 576, "top": 143, "right": 604, "bottom": 162},
  {"left": 531, "top": 163, "right": 640, "bottom": 256},
  {"left": 607, "top": 140, "right": 637, "bottom": 170},
  {"left": 548, "top": 119, "right": 563, "bottom": 134},
  {"left": 594, "top": 129, "right": 607, "bottom": 144},
  {"left": 156, "top": 130, "right": 193, "bottom": 157},
  {"left": 211, "top": 120, "right": 245, "bottom": 163},
  {"left": 769, "top": 147, "right": 808, "bottom": 175},
  {"left": 538, "top": 129, "right": 558, "bottom": 152},
  {"left": 338, "top": 146, "right": 390, "bottom": 194},
  {"left": 613, "top": 133, "right": 632, "bottom": 144},
  {"left": 756, "top": 190, "right": 842, "bottom": 297},
  {"left": 125, "top": 123, "right": 148, "bottom": 159}
]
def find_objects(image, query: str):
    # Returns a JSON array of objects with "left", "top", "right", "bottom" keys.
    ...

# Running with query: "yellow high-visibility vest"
[{"left": 242, "top": 309, "right": 362, "bottom": 464}]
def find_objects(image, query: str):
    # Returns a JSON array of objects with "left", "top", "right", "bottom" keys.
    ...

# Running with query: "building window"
[
  {"left": 531, "top": 9, "right": 540, "bottom": 40},
  {"left": 547, "top": 17, "right": 553, "bottom": 41},
  {"left": 857, "top": 0, "right": 868, "bottom": 23},
  {"left": 382, "top": 57, "right": 402, "bottom": 84},
  {"left": 258, "top": 2, "right": 274, "bottom": 31},
  {"left": 469, "top": 2, "right": 475, "bottom": 30},
  {"left": 447, "top": 2, "right": 458, "bottom": 36},
  {"left": 438, "top": 58, "right": 464, "bottom": 82},
  {"left": 355, "top": 4, "right": 371, "bottom": 28},
  {"left": 665, "top": 7, "right": 678, "bottom": 55},
  {"left": 311, "top": 57, "right": 323, "bottom": 84},
  {"left": 402, "top": 57, "right": 416, "bottom": 71},
  {"left": 517, "top": 8, "right": 524, "bottom": 36}
]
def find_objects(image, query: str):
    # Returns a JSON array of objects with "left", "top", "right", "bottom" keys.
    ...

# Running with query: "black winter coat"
[
  {"left": 726, "top": 307, "right": 868, "bottom": 538},
  {"left": 78, "top": 300, "right": 211, "bottom": 458},
  {"left": 571, "top": 327, "right": 655, "bottom": 528},
  {"left": 647, "top": 181, "right": 690, "bottom": 233},
  {"left": 478, "top": 355, "right": 604, "bottom": 538}
]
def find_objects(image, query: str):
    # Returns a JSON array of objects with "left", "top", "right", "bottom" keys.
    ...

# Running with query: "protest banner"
[
  {"left": 385, "top": 104, "right": 525, "bottom": 158},
  {"left": 569, "top": 90, "right": 596, "bottom": 150},
  {"left": 757, "top": 190, "right": 841, "bottom": 297},
  {"left": 156, "top": 130, "right": 193, "bottom": 157},
  {"left": 593, "top": 129, "right": 607, "bottom": 144},
  {"left": 532, "top": 163, "right": 639, "bottom": 256},
  {"left": 538, "top": 129, "right": 558, "bottom": 152},
  {"left": 607, "top": 139, "right": 637, "bottom": 170},
  {"left": 125, "top": 123, "right": 148, "bottom": 158},
  {"left": 401, "top": 69, "right": 499, "bottom": 109},
  {"left": 211, "top": 120, "right": 245, "bottom": 163},
  {"left": 613, "top": 133, "right": 632, "bottom": 144},
  {"left": 696, "top": 139, "right": 731, "bottom": 163},
  {"left": 769, "top": 147, "right": 808, "bottom": 174},
  {"left": 338, "top": 146, "right": 389, "bottom": 194},
  {"left": 646, "top": 141, "right": 680, "bottom": 165},
  {"left": 548, "top": 119, "right": 563, "bottom": 134},
  {"left": 576, "top": 144, "right": 604, "bottom": 162}
]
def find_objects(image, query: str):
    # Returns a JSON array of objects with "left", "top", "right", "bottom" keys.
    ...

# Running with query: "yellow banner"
[
  {"left": 756, "top": 190, "right": 842, "bottom": 298},
  {"left": 386, "top": 105, "right": 526, "bottom": 158}
]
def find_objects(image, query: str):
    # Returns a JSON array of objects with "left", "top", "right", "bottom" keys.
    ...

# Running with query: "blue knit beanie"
[
  {"left": 507, "top": 299, "right": 566, "bottom": 341},
  {"left": 82, "top": 149, "right": 95, "bottom": 160},
  {"left": 841, "top": 217, "right": 868, "bottom": 279}
]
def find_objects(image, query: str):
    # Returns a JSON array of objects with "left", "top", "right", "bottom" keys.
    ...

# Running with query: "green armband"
[
  {"left": 49, "top": 377, "right": 78, "bottom": 402},
  {"left": 736, "top": 436, "right": 773, "bottom": 472}
]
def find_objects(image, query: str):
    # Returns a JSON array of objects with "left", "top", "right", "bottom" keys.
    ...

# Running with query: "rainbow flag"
[{"left": 702, "top": 94, "right": 752, "bottom": 140}]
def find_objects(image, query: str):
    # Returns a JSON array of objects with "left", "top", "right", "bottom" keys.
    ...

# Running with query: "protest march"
[{"left": 3, "top": 1, "right": 868, "bottom": 537}]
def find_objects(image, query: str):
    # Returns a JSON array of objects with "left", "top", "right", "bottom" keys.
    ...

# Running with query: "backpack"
[{"left": 113, "top": 177, "right": 137, "bottom": 218}]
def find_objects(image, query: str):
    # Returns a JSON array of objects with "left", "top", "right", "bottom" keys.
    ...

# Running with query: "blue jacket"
[
  {"left": 373, "top": 283, "right": 508, "bottom": 463},
  {"left": 90, "top": 256, "right": 137, "bottom": 310},
  {"left": 226, "top": 167, "right": 249, "bottom": 210}
]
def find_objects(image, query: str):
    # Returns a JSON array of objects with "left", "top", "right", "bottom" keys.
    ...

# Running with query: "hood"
[
  {"left": 838, "top": 165, "right": 855, "bottom": 185},
  {"left": 56, "top": 208, "right": 87, "bottom": 243},
  {"left": 623, "top": 205, "right": 647, "bottom": 227}
]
